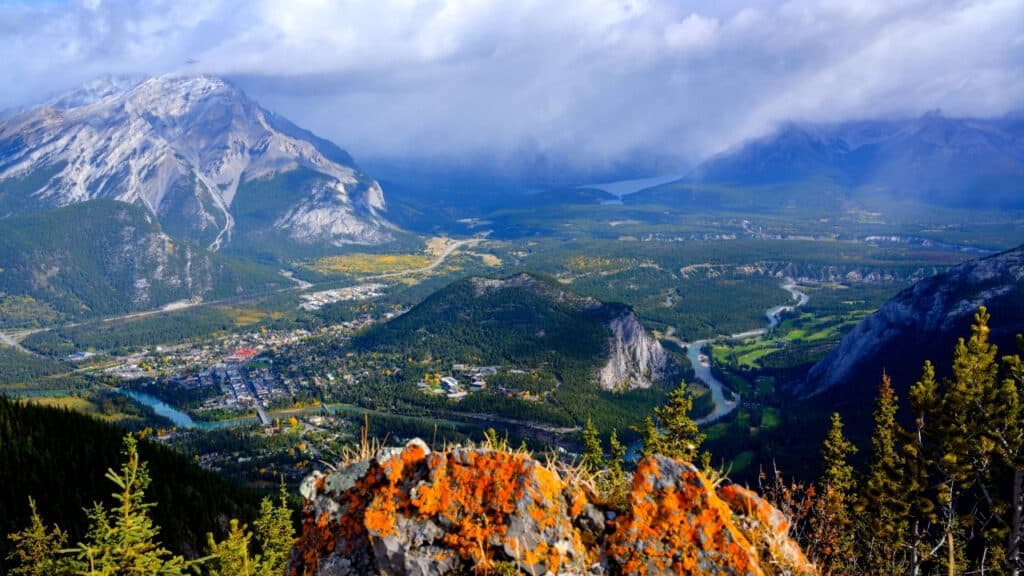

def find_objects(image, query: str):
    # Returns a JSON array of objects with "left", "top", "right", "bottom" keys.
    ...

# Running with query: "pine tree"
[
  {"left": 821, "top": 412, "right": 857, "bottom": 496},
  {"left": 65, "top": 435, "right": 194, "bottom": 576},
  {"left": 810, "top": 413, "right": 858, "bottom": 575},
  {"left": 5, "top": 497, "right": 67, "bottom": 576},
  {"left": 638, "top": 415, "right": 663, "bottom": 459},
  {"left": 1001, "top": 335, "right": 1024, "bottom": 574},
  {"left": 857, "top": 373, "right": 910, "bottom": 575},
  {"left": 652, "top": 381, "right": 705, "bottom": 462},
  {"left": 904, "top": 309, "right": 1004, "bottom": 573},
  {"left": 253, "top": 480, "right": 295, "bottom": 576},
  {"left": 206, "top": 519, "right": 254, "bottom": 576},
  {"left": 850, "top": 309, "right": 1024, "bottom": 574},
  {"left": 608, "top": 429, "right": 626, "bottom": 486},
  {"left": 580, "top": 416, "right": 604, "bottom": 473},
  {"left": 636, "top": 382, "right": 706, "bottom": 463}
]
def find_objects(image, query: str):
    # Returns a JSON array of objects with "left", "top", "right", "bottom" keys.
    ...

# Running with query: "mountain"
[
  {"left": 0, "top": 74, "right": 392, "bottom": 250},
  {"left": 0, "top": 200, "right": 288, "bottom": 326},
  {"left": 686, "top": 113, "right": 1024, "bottom": 209},
  {"left": 801, "top": 244, "right": 1024, "bottom": 398},
  {"left": 289, "top": 439, "right": 815, "bottom": 575},
  {"left": 353, "top": 273, "right": 670, "bottom": 391}
]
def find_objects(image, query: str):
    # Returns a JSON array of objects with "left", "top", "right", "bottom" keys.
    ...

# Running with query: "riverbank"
[{"left": 662, "top": 279, "right": 809, "bottom": 425}]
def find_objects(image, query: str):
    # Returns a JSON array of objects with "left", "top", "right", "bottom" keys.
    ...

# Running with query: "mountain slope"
[
  {"left": 0, "top": 200, "right": 288, "bottom": 326},
  {"left": 0, "top": 74, "right": 391, "bottom": 249},
  {"left": 802, "top": 244, "right": 1024, "bottom": 397},
  {"left": 686, "top": 113, "right": 1024, "bottom": 209},
  {"left": 0, "top": 397, "right": 258, "bottom": 571},
  {"left": 354, "top": 273, "right": 670, "bottom": 391}
]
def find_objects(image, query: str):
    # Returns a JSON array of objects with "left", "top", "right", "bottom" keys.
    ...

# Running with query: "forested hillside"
[
  {"left": 0, "top": 397, "right": 260, "bottom": 571},
  {"left": 354, "top": 273, "right": 619, "bottom": 370},
  {"left": 0, "top": 200, "right": 288, "bottom": 327}
]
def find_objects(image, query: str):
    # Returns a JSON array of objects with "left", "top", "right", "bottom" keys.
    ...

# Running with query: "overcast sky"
[{"left": 2, "top": 0, "right": 1023, "bottom": 173}]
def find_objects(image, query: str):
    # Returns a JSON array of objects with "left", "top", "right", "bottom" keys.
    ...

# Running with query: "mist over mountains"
[{"left": 687, "top": 112, "right": 1024, "bottom": 210}]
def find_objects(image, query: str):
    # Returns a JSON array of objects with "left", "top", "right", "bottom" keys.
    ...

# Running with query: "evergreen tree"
[
  {"left": 857, "top": 373, "right": 910, "bottom": 575},
  {"left": 65, "top": 435, "right": 194, "bottom": 576},
  {"left": 206, "top": 520, "right": 254, "bottom": 576},
  {"left": 607, "top": 428, "right": 628, "bottom": 503},
  {"left": 639, "top": 381, "right": 705, "bottom": 462},
  {"left": 656, "top": 382, "right": 705, "bottom": 462},
  {"left": 850, "top": 309, "right": 1024, "bottom": 574},
  {"left": 1000, "top": 335, "right": 1024, "bottom": 574},
  {"left": 253, "top": 480, "right": 295, "bottom": 576},
  {"left": 810, "top": 413, "right": 858, "bottom": 575},
  {"left": 903, "top": 308, "right": 1010, "bottom": 573},
  {"left": 5, "top": 497, "right": 67, "bottom": 576},
  {"left": 638, "top": 415, "right": 663, "bottom": 459},
  {"left": 821, "top": 412, "right": 857, "bottom": 495},
  {"left": 580, "top": 416, "right": 604, "bottom": 473}
]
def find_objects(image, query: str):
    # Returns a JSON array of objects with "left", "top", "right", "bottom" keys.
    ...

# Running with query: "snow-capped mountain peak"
[{"left": 0, "top": 73, "right": 392, "bottom": 250}]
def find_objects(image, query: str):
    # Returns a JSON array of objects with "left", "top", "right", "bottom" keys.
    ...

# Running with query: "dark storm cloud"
[{"left": 2, "top": 0, "right": 1022, "bottom": 168}]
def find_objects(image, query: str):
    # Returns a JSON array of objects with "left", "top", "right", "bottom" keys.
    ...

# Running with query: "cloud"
[
  {"left": 1, "top": 0, "right": 1022, "bottom": 174},
  {"left": 664, "top": 14, "right": 719, "bottom": 52}
]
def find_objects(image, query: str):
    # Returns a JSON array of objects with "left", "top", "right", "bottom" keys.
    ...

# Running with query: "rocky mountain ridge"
[
  {"left": 802, "top": 244, "right": 1024, "bottom": 397},
  {"left": 472, "top": 273, "right": 670, "bottom": 391},
  {"left": 0, "top": 74, "right": 391, "bottom": 249},
  {"left": 289, "top": 439, "right": 816, "bottom": 576}
]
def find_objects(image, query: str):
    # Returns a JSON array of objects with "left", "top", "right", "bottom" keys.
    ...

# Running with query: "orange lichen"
[
  {"left": 403, "top": 449, "right": 575, "bottom": 572},
  {"left": 289, "top": 445, "right": 817, "bottom": 576},
  {"left": 719, "top": 484, "right": 818, "bottom": 576},
  {"left": 607, "top": 457, "right": 762, "bottom": 576}
]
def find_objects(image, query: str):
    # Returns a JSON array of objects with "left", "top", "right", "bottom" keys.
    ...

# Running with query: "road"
[
  {"left": 364, "top": 238, "right": 482, "bottom": 280},
  {"left": 9, "top": 236, "right": 483, "bottom": 345},
  {"left": 0, "top": 329, "right": 41, "bottom": 356}
]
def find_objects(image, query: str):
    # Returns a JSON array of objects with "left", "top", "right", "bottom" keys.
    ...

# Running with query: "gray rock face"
[
  {"left": 598, "top": 311, "right": 669, "bottom": 391},
  {"left": 802, "top": 245, "right": 1024, "bottom": 397},
  {"left": 0, "top": 74, "right": 392, "bottom": 249}
]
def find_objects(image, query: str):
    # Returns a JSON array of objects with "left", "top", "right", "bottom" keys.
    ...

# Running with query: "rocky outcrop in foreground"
[{"left": 289, "top": 440, "right": 816, "bottom": 576}]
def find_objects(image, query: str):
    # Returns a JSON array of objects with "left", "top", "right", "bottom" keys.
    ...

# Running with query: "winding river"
[
  {"left": 80, "top": 280, "right": 809, "bottom": 434},
  {"left": 663, "top": 279, "right": 809, "bottom": 425}
]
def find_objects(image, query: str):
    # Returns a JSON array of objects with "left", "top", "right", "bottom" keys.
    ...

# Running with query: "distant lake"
[{"left": 581, "top": 174, "right": 683, "bottom": 201}]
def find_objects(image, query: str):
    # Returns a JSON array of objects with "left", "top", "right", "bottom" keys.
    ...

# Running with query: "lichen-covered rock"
[
  {"left": 289, "top": 441, "right": 818, "bottom": 576},
  {"left": 718, "top": 484, "right": 816, "bottom": 575},
  {"left": 607, "top": 457, "right": 760, "bottom": 575}
]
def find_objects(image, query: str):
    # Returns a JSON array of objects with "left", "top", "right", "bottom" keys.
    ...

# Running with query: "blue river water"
[
  {"left": 116, "top": 389, "right": 255, "bottom": 430},
  {"left": 116, "top": 389, "right": 197, "bottom": 428}
]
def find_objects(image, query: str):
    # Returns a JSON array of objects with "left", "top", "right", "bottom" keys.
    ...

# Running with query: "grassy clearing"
[
  {"left": 424, "top": 236, "right": 457, "bottom": 258},
  {"left": 310, "top": 253, "right": 432, "bottom": 275},
  {"left": 470, "top": 252, "right": 502, "bottom": 267},
  {"left": 218, "top": 306, "right": 285, "bottom": 327},
  {"left": 736, "top": 347, "right": 777, "bottom": 368},
  {"left": 20, "top": 395, "right": 97, "bottom": 413}
]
